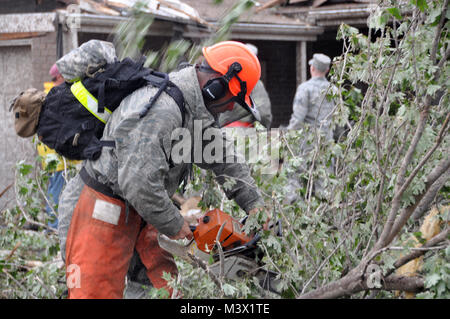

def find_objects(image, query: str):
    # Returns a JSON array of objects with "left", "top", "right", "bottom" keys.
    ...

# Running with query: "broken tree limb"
[
  {"left": 255, "top": 0, "right": 286, "bottom": 13},
  {"left": 298, "top": 263, "right": 424, "bottom": 299},
  {"left": 387, "top": 228, "right": 450, "bottom": 277},
  {"left": 411, "top": 171, "right": 449, "bottom": 221},
  {"left": 1, "top": 268, "right": 38, "bottom": 299},
  {"left": 13, "top": 168, "right": 57, "bottom": 233},
  {"left": 79, "top": 0, "right": 120, "bottom": 16},
  {"left": 187, "top": 252, "right": 223, "bottom": 290},
  {"left": 156, "top": 0, "right": 214, "bottom": 29},
  {"left": 0, "top": 183, "right": 13, "bottom": 199},
  {"left": 386, "top": 156, "right": 450, "bottom": 244},
  {"left": 5, "top": 242, "right": 21, "bottom": 261}
]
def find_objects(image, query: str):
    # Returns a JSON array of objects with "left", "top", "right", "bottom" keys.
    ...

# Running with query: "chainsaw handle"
[
  {"left": 245, "top": 219, "right": 282, "bottom": 248},
  {"left": 245, "top": 233, "right": 261, "bottom": 248}
]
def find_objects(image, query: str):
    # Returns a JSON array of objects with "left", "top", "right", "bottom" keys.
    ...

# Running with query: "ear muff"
[
  {"left": 202, "top": 78, "right": 227, "bottom": 102},
  {"left": 201, "top": 62, "right": 245, "bottom": 104}
]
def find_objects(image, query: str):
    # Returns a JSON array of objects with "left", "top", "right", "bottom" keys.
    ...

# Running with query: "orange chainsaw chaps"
[
  {"left": 65, "top": 185, "right": 178, "bottom": 299},
  {"left": 135, "top": 223, "right": 178, "bottom": 296}
]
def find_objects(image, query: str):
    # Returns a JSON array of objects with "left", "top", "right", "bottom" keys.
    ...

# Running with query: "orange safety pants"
[{"left": 65, "top": 184, "right": 178, "bottom": 299}]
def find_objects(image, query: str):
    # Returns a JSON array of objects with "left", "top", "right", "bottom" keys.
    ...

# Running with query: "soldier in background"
[
  {"left": 218, "top": 43, "right": 272, "bottom": 129},
  {"left": 284, "top": 53, "right": 336, "bottom": 204},
  {"left": 287, "top": 53, "right": 335, "bottom": 135}
]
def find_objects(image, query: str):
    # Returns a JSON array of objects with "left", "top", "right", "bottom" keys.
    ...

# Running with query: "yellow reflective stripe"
[{"left": 70, "top": 81, "right": 112, "bottom": 124}]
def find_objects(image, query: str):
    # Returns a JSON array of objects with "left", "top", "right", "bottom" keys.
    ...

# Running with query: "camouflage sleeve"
[
  {"left": 196, "top": 128, "right": 264, "bottom": 213},
  {"left": 252, "top": 80, "right": 272, "bottom": 128},
  {"left": 287, "top": 83, "right": 309, "bottom": 130},
  {"left": 115, "top": 100, "right": 184, "bottom": 237}
]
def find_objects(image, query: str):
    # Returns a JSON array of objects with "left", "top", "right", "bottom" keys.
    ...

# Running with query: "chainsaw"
[{"left": 158, "top": 208, "right": 283, "bottom": 295}]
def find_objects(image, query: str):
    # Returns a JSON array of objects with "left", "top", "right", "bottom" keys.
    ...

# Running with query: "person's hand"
[
  {"left": 248, "top": 207, "right": 271, "bottom": 231},
  {"left": 170, "top": 219, "right": 193, "bottom": 241}
]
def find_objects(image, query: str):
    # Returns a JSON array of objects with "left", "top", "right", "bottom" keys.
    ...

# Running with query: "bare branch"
[
  {"left": 215, "top": 221, "right": 227, "bottom": 280},
  {"left": 396, "top": 112, "right": 449, "bottom": 199},
  {"left": 376, "top": 107, "right": 430, "bottom": 249},
  {"left": 5, "top": 241, "right": 21, "bottom": 261},
  {"left": 386, "top": 157, "right": 450, "bottom": 243},
  {"left": 0, "top": 183, "right": 13, "bottom": 199},
  {"left": 34, "top": 275, "right": 57, "bottom": 299},
  {"left": 412, "top": 170, "right": 449, "bottom": 221},
  {"left": 298, "top": 268, "right": 424, "bottom": 299},
  {"left": 300, "top": 237, "right": 347, "bottom": 295},
  {"left": 13, "top": 169, "right": 56, "bottom": 233},
  {"left": 35, "top": 168, "right": 58, "bottom": 217},
  {"left": 187, "top": 252, "right": 223, "bottom": 290},
  {"left": 1, "top": 268, "right": 38, "bottom": 299},
  {"left": 430, "top": 0, "right": 449, "bottom": 64}
]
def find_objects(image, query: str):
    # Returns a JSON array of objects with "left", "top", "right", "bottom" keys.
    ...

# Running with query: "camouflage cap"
[
  {"left": 56, "top": 40, "right": 117, "bottom": 82},
  {"left": 245, "top": 43, "right": 258, "bottom": 56},
  {"left": 308, "top": 53, "right": 331, "bottom": 73}
]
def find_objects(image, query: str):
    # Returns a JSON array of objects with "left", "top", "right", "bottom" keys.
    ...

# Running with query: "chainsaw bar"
[
  {"left": 157, "top": 234, "right": 283, "bottom": 295},
  {"left": 208, "top": 255, "right": 283, "bottom": 295}
]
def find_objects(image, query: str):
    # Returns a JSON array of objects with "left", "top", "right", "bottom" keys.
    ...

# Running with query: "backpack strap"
[
  {"left": 140, "top": 72, "right": 186, "bottom": 127},
  {"left": 139, "top": 71, "right": 170, "bottom": 118},
  {"left": 165, "top": 83, "right": 186, "bottom": 127},
  {"left": 71, "top": 81, "right": 112, "bottom": 124}
]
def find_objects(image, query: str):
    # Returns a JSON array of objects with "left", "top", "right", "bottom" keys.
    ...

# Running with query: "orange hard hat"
[{"left": 202, "top": 41, "right": 261, "bottom": 120}]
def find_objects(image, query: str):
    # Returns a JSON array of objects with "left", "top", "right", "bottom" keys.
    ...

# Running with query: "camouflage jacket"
[
  {"left": 58, "top": 65, "right": 264, "bottom": 257},
  {"left": 218, "top": 80, "right": 272, "bottom": 128},
  {"left": 287, "top": 77, "right": 336, "bottom": 139}
]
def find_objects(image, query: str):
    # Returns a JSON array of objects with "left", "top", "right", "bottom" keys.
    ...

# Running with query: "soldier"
[
  {"left": 284, "top": 53, "right": 336, "bottom": 204},
  {"left": 58, "top": 41, "right": 266, "bottom": 298},
  {"left": 287, "top": 53, "right": 335, "bottom": 135},
  {"left": 218, "top": 43, "right": 272, "bottom": 129}
]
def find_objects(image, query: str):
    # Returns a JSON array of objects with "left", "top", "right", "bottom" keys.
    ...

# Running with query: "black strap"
[
  {"left": 79, "top": 167, "right": 123, "bottom": 200},
  {"left": 100, "top": 140, "right": 116, "bottom": 148},
  {"left": 165, "top": 83, "right": 186, "bottom": 127},
  {"left": 141, "top": 72, "right": 186, "bottom": 126},
  {"left": 139, "top": 72, "right": 170, "bottom": 118},
  {"left": 97, "top": 80, "right": 106, "bottom": 113}
]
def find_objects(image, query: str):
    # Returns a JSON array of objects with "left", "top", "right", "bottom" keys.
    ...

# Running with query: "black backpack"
[{"left": 37, "top": 57, "right": 185, "bottom": 160}]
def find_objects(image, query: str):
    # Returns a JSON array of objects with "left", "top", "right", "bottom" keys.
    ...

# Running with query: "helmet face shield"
[{"left": 236, "top": 95, "right": 261, "bottom": 122}]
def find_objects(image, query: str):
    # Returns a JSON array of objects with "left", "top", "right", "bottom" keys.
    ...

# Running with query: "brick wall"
[{"left": 31, "top": 32, "right": 57, "bottom": 89}]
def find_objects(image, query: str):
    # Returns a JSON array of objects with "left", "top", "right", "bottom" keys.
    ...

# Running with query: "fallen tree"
[{"left": 291, "top": 0, "right": 450, "bottom": 298}]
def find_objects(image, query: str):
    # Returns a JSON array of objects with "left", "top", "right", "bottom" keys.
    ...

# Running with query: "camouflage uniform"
[
  {"left": 284, "top": 76, "right": 337, "bottom": 203},
  {"left": 56, "top": 40, "right": 117, "bottom": 82},
  {"left": 287, "top": 76, "right": 336, "bottom": 138},
  {"left": 218, "top": 80, "right": 272, "bottom": 128},
  {"left": 58, "top": 65, "right": 264, "bottom": 260}
]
